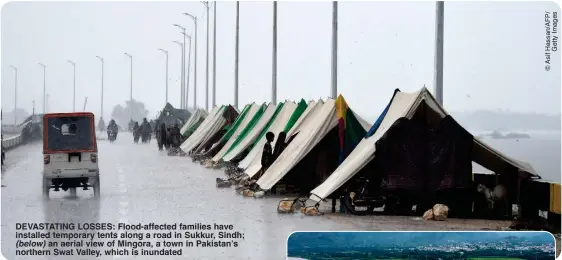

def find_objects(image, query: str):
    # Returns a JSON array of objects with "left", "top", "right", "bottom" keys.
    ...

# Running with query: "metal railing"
[{"left": 2, "top": 135, "right": 23, "bottom": 150}]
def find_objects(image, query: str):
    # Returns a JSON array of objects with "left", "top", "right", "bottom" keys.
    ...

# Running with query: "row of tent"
[{"left": 178, "top": 87, "right": 540, "bottom": 204}]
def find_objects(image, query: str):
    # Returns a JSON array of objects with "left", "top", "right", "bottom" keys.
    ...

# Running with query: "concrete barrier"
[{"left": 2, "top": 135, "right": 23, "bottom": 150}]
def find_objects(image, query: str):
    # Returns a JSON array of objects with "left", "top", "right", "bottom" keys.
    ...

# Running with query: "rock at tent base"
[
  {"left": 204, "top": 161, "right": 215, "bottom": 168},
  {"left": 302, "top": 206, "right": 323, "bottom": 216},
  {"left": 242, "top": 189, "right": 254, "bottom": 197},
  {"left": 278, "top": 199, "right": 295, "bottom": 213},
  {"left": 253, "top": 190, "right": 265, "bottom": 198},
  {"left": 432, "top": 204, "right": 449, "bottom": 221},
  {"left": 423, "top": 209, "right": 434, "bottom": 220}
]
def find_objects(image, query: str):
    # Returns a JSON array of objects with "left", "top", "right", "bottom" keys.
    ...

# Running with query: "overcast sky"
[{"left": 1, "top": 1, "right": 560, "bottom": 120}]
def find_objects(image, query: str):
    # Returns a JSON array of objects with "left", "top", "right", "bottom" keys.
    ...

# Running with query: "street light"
[
  {"left": 96, "top": 56, "right": 104, "bottom": 121},
  {"left": 178, "top": 31, "right": 193, "bottom": 110},
  {"left": 184, "top": 12, "right": 198, "bottom": 110},
  {"left": 67, "top": 60, "right": 76, "bottom": 111},
  {"left": 212, "top": 2, "right": 217, "bottom": 108},
  {"left": 174, "top": 24, "right": 187, "bottom": 109},
  {"left": 10, "top": 65, "right": 17, "bottom": 129},
  {"left": 272, "top": 1, "right": 277, "bottom": 105},
  {"left": 183, "top": 32, "right": 193, "bottom": 110},
  {"left": 434, "top": 1, "right": 444, "bottom": 106},
  {"left": 201, "top": 1, "right": 211, "bottom": 111},
  {"left": 173, "top": 40, "right": 184, "bottom": 108},
  {"left": 234, "top": 1, "right": 240, "bottom": 109},
  {"left": 158, "top": 49, "right": 169, "bottom": 104},
  {"left": 124, "top": 53, "right": 133, "bottom": 120},
  {"left": 38, "top": 63, "right": 46, "bottom": 114},
  {"left": 330, "top": 1, "right": 338, "bottom": 99}
]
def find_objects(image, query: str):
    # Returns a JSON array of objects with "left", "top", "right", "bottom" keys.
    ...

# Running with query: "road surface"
[{"left": 1, "top": 133, "right": 517, "bottom": 260}]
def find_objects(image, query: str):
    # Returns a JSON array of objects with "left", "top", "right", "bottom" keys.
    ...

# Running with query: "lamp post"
[
  {"left": 212, "top": 2, "right": 217, "bottom": 107},
  {"left": 184, "top": 12, "right": 199, "bottom": 110},
  {"left": 330, "top": 1, "right": 338, "bottom": 99},
  {"left": 181, "top": 32, "right": 193, "bottom": 110},
  {"left": 234, "top": 1, "right": 240, "bottom": 109},
  {"left": 174, "top": 24, "right": 187, "bottom": 109},
  {"left": 158, "top": 49, "right": 169, "bottom": 104},
  {"left": 202, "top": 1, "right": 211, "bottom": 111},
  {"left": 10, "top": 66, "right": 17, "bottom": 130},
  {"left": 38, "top": 63, "right": 46, "bottom": 113},
  {"left": 67, "top": 60, "right": 76, "bottom": 111},
  {"left": 124, "top": 53, "right": 133, "bottom": 120},
  {"left": 272, "top": 1, "right": 277, "bottom": 105},
  {"left": 173, "top": 41, "right": 184, "bottom": 108},
  {"left": 96, "top": 56, "right": 104, "bottom": 121},
  {"left": 434, "top": 1, "right": 444, "bottom": 106}
]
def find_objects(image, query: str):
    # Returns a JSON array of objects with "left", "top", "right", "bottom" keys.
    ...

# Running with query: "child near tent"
[{"left": 257, "top": 132, "right": 275, "bottom": 179}]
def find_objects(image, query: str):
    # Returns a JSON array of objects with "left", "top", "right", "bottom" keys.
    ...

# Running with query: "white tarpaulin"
[
  {"left": 240, "top": 102, "right": 301, "bottom": 178},
  {"left": 257, "top": 99, "right": 343, "bottom": 190},
  {"left": 180, "top": 106, "right": 223, "bottom": 153},
  {"left": 192, "top": 104, "right": 251, "bottom": 154},
  {"left": 180, "top": 109, "right": 208, "bottom": 135},
  {"left": 286, "top": 100, "right": 323, "bottom": 138},
  {"left": 222, "top": 103, "right": 278, "bottom": 162},
  {"left": 211, "top": 103, "right": 262, "bottom": 162},
  {"left": 309, "top": 87, "right": 538, "bottom": 202}
]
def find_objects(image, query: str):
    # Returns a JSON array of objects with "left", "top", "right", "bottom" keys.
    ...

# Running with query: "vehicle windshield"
[{"left": 46, "top": 116, "right": 94, "bottom": 151}]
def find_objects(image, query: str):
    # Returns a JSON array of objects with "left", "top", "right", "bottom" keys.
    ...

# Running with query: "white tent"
[
  {"left": 309, "top": 87, "right": 538, "bottom": 202},
  {"left": 180, "top": 108, "right": 208, "bottom": 136},
  {"left": 180, "top": 106, "right": 223, "bottom": 153},
  {"left": 191, "top": 105, "right": 244, "bottom": 154},
  {"left": 221, "top": 103, "right": 280, "bottom": 162},
  {"left": 256, "top": 97, "right": 371, "bottom": 190},
  {"left": 211, "top": 103, "right": 262, "bottom": 162},
  {"left": 286, "top": 100, "right": 323, "bottom": 138},
  {"left": 238, "top": 101, "right": 302, "bottom": 177}
]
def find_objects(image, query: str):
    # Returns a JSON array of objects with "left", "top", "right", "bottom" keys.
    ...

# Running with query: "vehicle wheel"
[
  {"left": 42, "top": 178, "right": 50, "bottom": 198},
  {"left": 342, "top": 181, "right": 377, "bottom": 216},
  {"left": 93, "top": 177, "right": 101, "bottom": 198}
]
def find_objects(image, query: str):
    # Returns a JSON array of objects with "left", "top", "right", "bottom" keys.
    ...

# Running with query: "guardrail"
[{"left": 2, "top": 135, "right": 23, "bottom": 150}]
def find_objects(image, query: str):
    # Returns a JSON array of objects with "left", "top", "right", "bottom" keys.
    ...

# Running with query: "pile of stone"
[{"left": 423, "top": 204, "right": 449, "bottom": 221}]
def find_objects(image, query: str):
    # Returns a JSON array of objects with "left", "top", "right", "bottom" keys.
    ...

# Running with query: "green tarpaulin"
[
  {"left": 224, "top": 103, "right": 270, "bottom": 156},
  {"left": 219, "top": 104, "right": 252, "bottom": 142},
  {"left": 283, "top": 99, "right": 308, "bottom": 133},
  {"left": 250, "top": 102, "right": 286, "bottom": 149}
]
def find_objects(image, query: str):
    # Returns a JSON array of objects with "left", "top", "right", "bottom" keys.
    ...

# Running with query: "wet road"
[{"left": 1, "top": 134, "right": 513, "bottom": 260}]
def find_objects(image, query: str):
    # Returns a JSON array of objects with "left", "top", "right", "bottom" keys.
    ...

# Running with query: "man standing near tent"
[{"left": 258, "top": 132, "right": 275, "bottom": 178}]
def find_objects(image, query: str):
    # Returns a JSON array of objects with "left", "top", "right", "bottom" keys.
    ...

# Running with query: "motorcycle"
[
  {"left": 108, "top": 130, "right": 118, "bottom": 143},
  {"left": 342, "top": 175, "right": 416, "bottom": 216}
]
